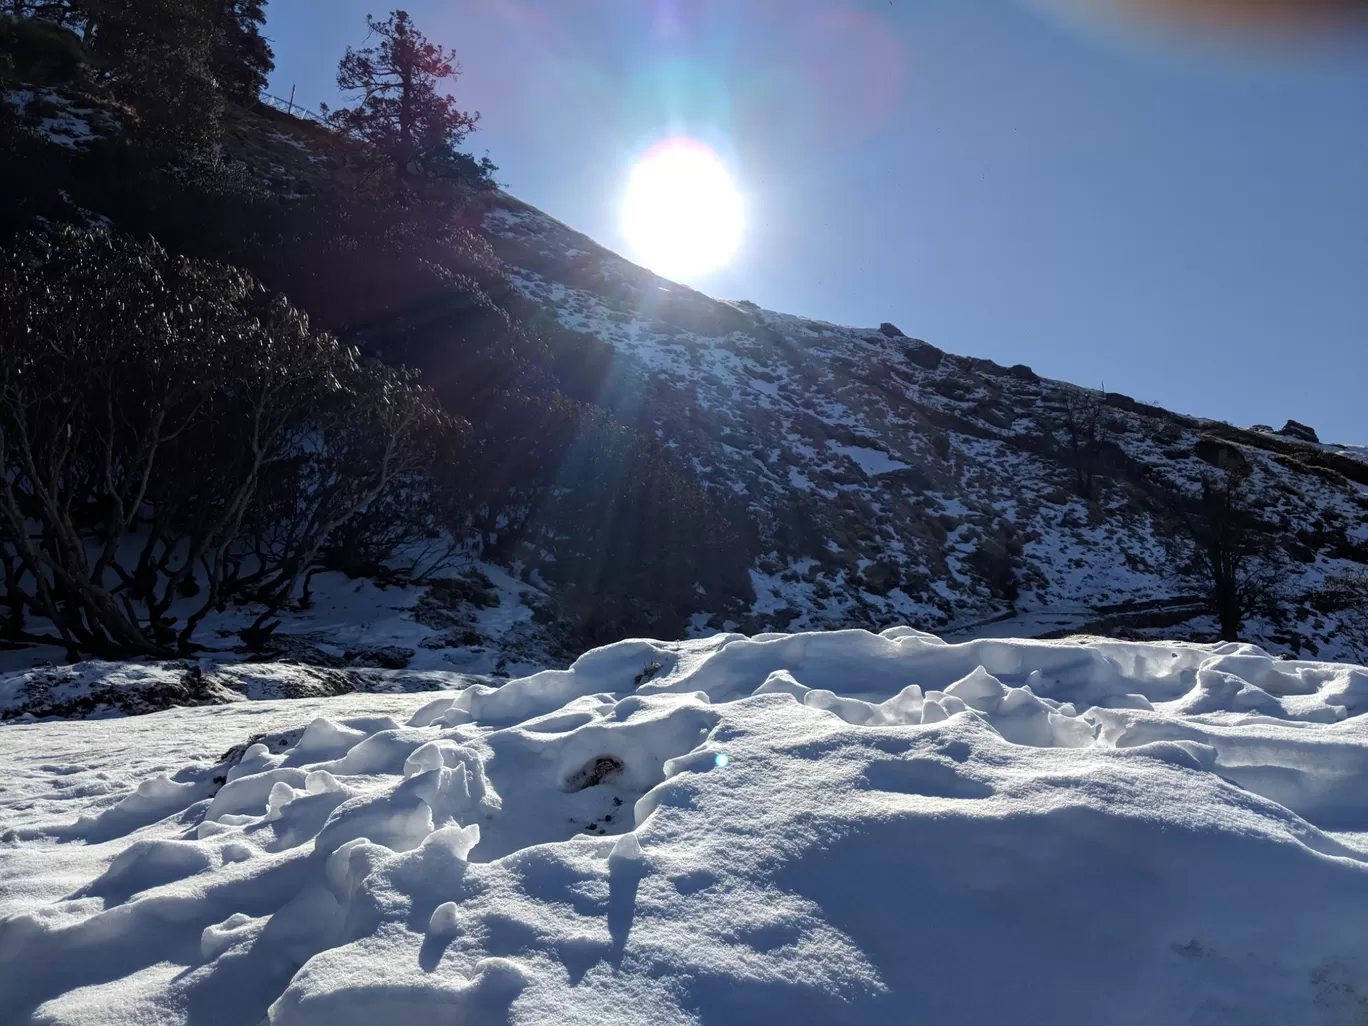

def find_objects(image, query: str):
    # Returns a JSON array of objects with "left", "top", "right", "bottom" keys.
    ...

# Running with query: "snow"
[
  {"left": 1327, "top": 442, "right": 1368, "bottom": 464},
  {"left": 825, "top": 441, "right": 912, "bottom": 476},
  {"left": 0, "top": 559, "right": 554, "bottom": 682},
  {"left": 5, "top": 90, "right": 99, "bottom": 149},
  {"left": 3, "top": 628, "right": 1368, "bottom": 1024}
]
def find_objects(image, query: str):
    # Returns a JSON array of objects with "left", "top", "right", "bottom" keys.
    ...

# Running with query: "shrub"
[
  {"left": 0, "top": 13, "right": 88, "bottom": 84},
  {"left": 0, "top": 225, "right": 466, "bottom": 658},
  {"left": 1317, "top": 570, "right": 1368, "bottom": 663}
]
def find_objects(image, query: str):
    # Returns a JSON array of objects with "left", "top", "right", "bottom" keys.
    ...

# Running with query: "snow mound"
[{"left": 3, "top": 629, "right": 1368, "bottom": 1025}]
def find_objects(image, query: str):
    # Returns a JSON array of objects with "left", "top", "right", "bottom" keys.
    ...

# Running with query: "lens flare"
[
  {"left": 1026, "top": 0, "right": 1368, "bottom": 47},
  {"left": 621, "top": 138, "right": 744, "bottom": 281}
]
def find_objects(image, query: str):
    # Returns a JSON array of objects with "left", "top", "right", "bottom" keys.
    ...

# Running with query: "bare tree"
[
  {"left": 0, "top": 226, "right": 465, "bottom": 659},
  {"left": 1317, "top": 570, "right": 1368, "bottom": 664},
  {"left": 1055, "top": 388, "right": 1106, "bottom": 500},
  {"left": 1165, "top": 463, "right": 1286, "bottom": 642}
]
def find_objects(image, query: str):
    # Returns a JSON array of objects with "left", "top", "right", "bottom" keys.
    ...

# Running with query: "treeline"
[
  {"left": 1, "top": 0, "right": 271, "bottom": 149},
  {"left": 0, "top": 5, "right": 753, "bottom": 659}
]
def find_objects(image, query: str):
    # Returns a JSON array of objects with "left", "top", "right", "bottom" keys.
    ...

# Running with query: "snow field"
[{"left": 2, "top": 628, "right": 1368, "bottom": 1024}]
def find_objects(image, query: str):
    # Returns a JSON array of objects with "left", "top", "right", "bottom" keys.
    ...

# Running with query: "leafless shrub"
[{"left": 0, "top": 226, "right": 466, "bottom": 658}]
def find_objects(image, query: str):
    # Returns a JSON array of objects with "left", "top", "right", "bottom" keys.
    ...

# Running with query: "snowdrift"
[{"left": 3, "top": 628, "right": 1368, "bottom": 1024}]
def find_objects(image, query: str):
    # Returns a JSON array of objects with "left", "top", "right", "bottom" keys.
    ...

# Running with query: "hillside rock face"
[{"left": 484, "top": 199, "right": 1368, "bottom": 659}]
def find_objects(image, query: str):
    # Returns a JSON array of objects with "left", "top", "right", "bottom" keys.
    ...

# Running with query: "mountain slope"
[{"left": 484, "top": 197, "right": 1368, "bottom": 658}]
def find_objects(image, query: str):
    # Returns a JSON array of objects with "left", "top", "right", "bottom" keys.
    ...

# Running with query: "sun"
[{"left": 621, "top": 138, "right": 744, "bottom": 281}]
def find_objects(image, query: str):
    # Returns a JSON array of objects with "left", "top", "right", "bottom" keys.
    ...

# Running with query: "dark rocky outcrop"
[
  {"left": 903, "top": 340, "right": 945, "bottom": 370},
  {"left": 1277, "top": 420, "right": 1320, "bottom": 444}
]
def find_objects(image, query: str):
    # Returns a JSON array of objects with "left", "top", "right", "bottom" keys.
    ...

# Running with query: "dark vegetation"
[
  {"left": 0, "top": 4, "right": 753, "bottom": 659},
  {"left": 321, "top": 9, "right": 496, "bottom": 189},
  {"left": 1162, "top": 463, "right": 1288, "bottom": 642},
  {"left": 0, "top": 227, "right": 461, "bottom": 659},
  {"left": 1315, "top": 570, "right": 1368, "bottom": 663}
]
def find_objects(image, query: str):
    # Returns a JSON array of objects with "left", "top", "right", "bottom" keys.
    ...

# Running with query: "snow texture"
[{"left": 3, "top": 628, "right": 1368, "bottom": 1024}]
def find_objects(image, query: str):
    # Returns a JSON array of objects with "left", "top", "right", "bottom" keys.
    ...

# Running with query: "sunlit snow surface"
[{"left": 3, "top": 628, "right": 1368, "bottom": 1024}]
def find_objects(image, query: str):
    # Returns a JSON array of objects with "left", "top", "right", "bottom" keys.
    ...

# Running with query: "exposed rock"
[
  {"left": 0, "top": 664, "right": 240, "bottom": 721},
  {"left": 1194, "top": 436, "right": 1250, "bottom": 472},
  {"left": 1104, "top": 392, "right": 1137, "bottom": 412},
  {"left": 861, "top": 562, "right": 902, "bottom": 595},
  {"left": 903, "top": 340, "right": 944, "bottom": 370},
  {"left": 879, "top": 321, "right": 905, "bottom": 338},
  {"left": 1277, "top": 419, "right": 1320, "bottom": 444},
  {"left": 344, "top": 646, "right": 415, "bottom": 670}
]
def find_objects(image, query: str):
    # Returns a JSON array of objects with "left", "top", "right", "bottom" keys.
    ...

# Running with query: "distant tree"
[
  {"left": 966, "top": 520, "right": 1024, "bottom": 607},
  {"left": 207, "top": 0, "right": 272, "bottom": 99},
  {"left": 83, "top": 0, "right": 224, "bottom": 151},
  {"left": 1317, "top": 569, "right": 1368, "bottom": 663},
  {"left": 3, "top": 0, "right": 269, "bottom": 99},
  {"left": 322, "top": 9, "right": 494, "bottom": 189},
  {"left": 1164, "top": 463, "right": 1287, "bottom": 642},
  {"left": 2, "top": 0, "right": 238, "bottom": 150},
  {"left": 1060, "top": 388, "right": 1106, "bottom": 500}
]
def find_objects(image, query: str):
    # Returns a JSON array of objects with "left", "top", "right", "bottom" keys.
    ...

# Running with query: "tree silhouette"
[
  {"left": 1166, "top": 463, "right": 1286, "bottom": 642},
  {"left": 323, "top": 9, "right": 492, "bottom": 188},
  {"left": 209, "top": 0, "right": 273, "bottom": 99},
  {"left": 1060, "top": 388, "right": 1106, "bottom": 500}
]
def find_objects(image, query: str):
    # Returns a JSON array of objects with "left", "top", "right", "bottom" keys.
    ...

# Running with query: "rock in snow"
[{"left": 2, "top": 628, "right": 1368, "bottom": 1025}]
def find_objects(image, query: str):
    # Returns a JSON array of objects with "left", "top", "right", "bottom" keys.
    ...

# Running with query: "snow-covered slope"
[
  {"left": 5, "top": 95, "right": 1363, "bottom": 674},
  {"left": 4, "top": 629, "right": 1368, "bottom": 1024},
  {"left": 486, "top": 199, "right": 1368, "bottom": 659}
]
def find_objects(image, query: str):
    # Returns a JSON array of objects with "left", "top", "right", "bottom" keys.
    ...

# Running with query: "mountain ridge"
[{"left": 479, "top": 190, "right": 1368, "bottom": 659}]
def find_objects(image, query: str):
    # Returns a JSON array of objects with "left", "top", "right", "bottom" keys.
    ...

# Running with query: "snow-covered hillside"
[
  {"left": 3, "top": 629, "right": 1367, "bottom": 1024},
  {"left": 486, "top": 198, "right": 1368, "bottom": 660},
  {"left": 4, "top": 93, "right": 1364, "bottom": 676}
]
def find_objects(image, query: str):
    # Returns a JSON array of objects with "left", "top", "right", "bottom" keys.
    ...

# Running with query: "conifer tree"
[
  {"left": 208, "top": 0, "right": 272, "bottom": 99},
  {"left": 323, "top": 9, "right": 493, "bottom": 188},
  {"left": 82, "top": 0, "right": 223, "bottom": 151}
]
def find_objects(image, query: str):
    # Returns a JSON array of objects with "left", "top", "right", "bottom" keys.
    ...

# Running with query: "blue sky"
[{"left": 264, "top": 1, "right": 1366, "bottom": 444}]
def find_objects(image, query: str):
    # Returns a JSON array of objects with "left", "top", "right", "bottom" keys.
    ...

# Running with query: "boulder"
[
  {"left": 1104, "top": 392, "right": 1137, "bottom": 412},
  {"left": 1194, "top": 436, "right": 1250, "bottom": 472},
  {"left": 861, "top": 562, "right": 902, "bottom": 595},
  {"left": 879, "top": 322, "right": 905, "bottom": 338},
  {"left": 904, "top": 340, "right": 944, "bottom": 371},
  {"left": 1277, "top": 420, "right": 1319, "bottom": 444}
]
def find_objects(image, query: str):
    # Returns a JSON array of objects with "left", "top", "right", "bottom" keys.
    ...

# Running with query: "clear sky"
[{"left": 263, "top": 1, "right": 1367, "bottom": 444}]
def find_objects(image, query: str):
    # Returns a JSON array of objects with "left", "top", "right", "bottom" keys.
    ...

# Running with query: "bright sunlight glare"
[{"left": 621, "top": 138, "right": 744, "bottom": 281}]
